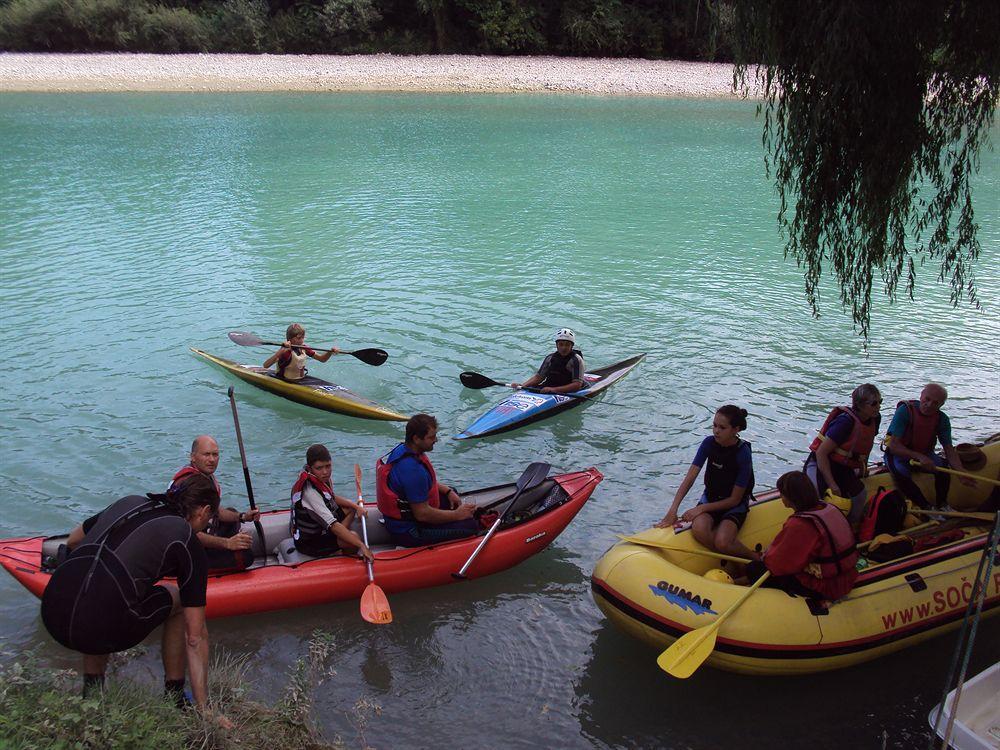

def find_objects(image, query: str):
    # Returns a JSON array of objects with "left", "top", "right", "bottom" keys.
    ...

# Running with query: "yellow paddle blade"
[
  {"left": 361, "top": 583, "right": 393, "bottom": 624},
  {"left": 656, "top": 626, "right": 718, "bottom": 679}
]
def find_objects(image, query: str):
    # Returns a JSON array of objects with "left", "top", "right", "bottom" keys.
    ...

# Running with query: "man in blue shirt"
[{"left": 376, "top": 414, "right": 479, "bottom": 547}]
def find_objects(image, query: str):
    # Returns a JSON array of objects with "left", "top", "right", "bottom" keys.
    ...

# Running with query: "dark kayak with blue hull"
[{"left": 456, "top": 354, "right": 645, "bottom": 440}]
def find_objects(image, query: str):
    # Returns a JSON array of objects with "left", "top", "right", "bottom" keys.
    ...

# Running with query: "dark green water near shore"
[{"left": 1, "top": 93, "right": 997, "bottom": 748}]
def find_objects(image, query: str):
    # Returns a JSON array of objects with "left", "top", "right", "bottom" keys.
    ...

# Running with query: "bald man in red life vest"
[
  {"left": 883, "top": 384, "right": 975, "bottom": 509},
  {"left": 169, "top": 436, "right": 261, "bottom": 571}
]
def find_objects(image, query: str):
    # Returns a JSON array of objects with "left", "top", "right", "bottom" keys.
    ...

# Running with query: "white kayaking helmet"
[{"left": 555, "top": 327, "right": 576, "bottom": 344}]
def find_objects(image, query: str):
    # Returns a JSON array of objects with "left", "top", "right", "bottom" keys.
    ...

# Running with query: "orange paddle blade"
[{"left": 361, "top": 583, "right": 393, "bottom": 624}]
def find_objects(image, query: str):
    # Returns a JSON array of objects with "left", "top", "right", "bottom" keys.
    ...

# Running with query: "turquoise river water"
[{"left": 1, "top": 93, "right": 997, "bottom": 749}]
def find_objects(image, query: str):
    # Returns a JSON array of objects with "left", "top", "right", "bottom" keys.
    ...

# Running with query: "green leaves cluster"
[
  {"left": 731, "top": 0, "right": 999, "bottom": 341},
  {"left": 0, "top": 0, "right": 729, "bottom": 58}
]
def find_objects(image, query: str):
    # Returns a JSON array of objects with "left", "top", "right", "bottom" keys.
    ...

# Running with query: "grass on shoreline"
[{"left": 0, "top": 632, "right": 377, "bottom": 750}]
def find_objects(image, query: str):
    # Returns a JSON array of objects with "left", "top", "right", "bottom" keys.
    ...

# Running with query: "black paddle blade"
[
  {"left": 460, "top": 371, "right": 502, "bottom": 389},
  {"left": 516, "top": 462, "right": 551, "bottom": 491},
  {"left": 351, "top": 348, "right": 389, "bottom": 367},
  {"left": 229, "top": 331, "right": 264, "bottom": 347}
]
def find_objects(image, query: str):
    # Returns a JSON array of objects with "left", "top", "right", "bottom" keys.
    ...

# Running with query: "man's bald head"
[
  {"left": 919, "top": 383, "right": 948, "bottom": 416},
  {"left": 190, "top": 435, "right": 220, "bottom": 475}
]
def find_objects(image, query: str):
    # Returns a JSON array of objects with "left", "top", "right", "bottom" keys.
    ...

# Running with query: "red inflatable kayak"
[{"left": 0, "top": 468, "right": 602, "bottom": 619}]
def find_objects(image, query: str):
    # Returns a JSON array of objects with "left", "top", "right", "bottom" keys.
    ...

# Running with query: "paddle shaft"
[
  {"left": 618, "top": 535, "right": 751, "bottom": 564},
  {"left": 454, "top": 463, "right": 550, "bottom": 579},
  {"left": 227, "top": 387, "right": 267, "bottom": 558},
  {"left": 907, "top": 459, "right": 1000, "bottom": 487},
  {"left": 907, "top": 508, "right": 996, "bottom": 521},
  {"left": 354, "top": 465, "right": 375, "bottom": 584}
]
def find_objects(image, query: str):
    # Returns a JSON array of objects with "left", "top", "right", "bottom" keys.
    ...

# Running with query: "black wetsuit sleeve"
[
  {"left": 172, "top": 529, "right": 209, "bottom": 608},
  {"left": 81, "top": 511, "right": 102, "bottom": 535}
]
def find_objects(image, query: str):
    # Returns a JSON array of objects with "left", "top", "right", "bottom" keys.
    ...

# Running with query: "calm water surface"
[{"left": 1, "top": 93, "right": 997, "bottom": 749}]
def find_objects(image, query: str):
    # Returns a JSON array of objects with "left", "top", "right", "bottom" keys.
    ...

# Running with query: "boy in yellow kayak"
[{"left": 263, "top": 323, "right": 339, "bottom": 381}]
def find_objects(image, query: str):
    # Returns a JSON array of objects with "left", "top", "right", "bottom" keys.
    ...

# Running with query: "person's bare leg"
[
  {"left": 690, "top": 513, "right": 717, "bottom": 550},
  {"left": 714, "top": 520, "right": 756, "bottom": 560}
]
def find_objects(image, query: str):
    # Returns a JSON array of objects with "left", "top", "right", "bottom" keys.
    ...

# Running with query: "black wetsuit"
[{"left": 41, "top": 496, "right": 208, "bottom": 655}]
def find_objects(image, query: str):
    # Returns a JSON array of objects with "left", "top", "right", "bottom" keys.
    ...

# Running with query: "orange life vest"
[
  {"left": 376, "top": 447, "right": 440, "bottom": 522},
  {"left": 897, "top": 400, "right": 941, "bottom": 455},
  {"left": 808, "top": 406, "right": 877, "bottom": 470},
  {"left": 794, "top": 502, "right": 859, "bottom": 579}
]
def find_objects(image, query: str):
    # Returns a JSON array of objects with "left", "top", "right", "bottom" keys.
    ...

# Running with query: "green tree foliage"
[{"left": 730, "top": 1, "right": 999, "bottom": 341}]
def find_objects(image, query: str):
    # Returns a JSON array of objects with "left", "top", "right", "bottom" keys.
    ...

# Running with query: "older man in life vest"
[
  {"left": 883, "top": 383, "right": 972, "bottom": 509},
  {"left": 376, "top": 414, "right": 479, "bottom": 547},
  {"left": 169, "top": 435, "right": 260, "bottom": 571}
]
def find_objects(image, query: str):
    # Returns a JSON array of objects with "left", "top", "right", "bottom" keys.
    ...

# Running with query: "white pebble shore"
[{"left": 0, "top": 53, "right": 760, "bottom": 97}]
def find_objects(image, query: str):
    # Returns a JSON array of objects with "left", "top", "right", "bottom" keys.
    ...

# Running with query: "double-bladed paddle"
[
  {"left": 459, "top": 371, "right": 602, "bottom": 404},
  {"left": 657, "top": 571, "right": 771, "bottom": 678},
  {"left": 355, "top": 464, "right": 392, "bottom": 624},
  {"left": 229, "top": 331, "right": 389, "bottom": 367},
  {"left": 227, "top": 387, "right": 267, "bottom": 563},
  {"left": 453, "top": 461, "right": 551, "bottom": 580}
]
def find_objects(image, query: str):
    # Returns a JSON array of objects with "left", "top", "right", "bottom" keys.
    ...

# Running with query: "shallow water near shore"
[{"left": 1, "top": 93, "right": 997, "bottom": 748}]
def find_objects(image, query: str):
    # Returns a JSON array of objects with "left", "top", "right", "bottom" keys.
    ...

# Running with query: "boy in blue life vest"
[
  {"left": 511, "top": 328, "right": 586, "bottom": 394},
  {"left": 376, "top": 414, "right": 479, "bottom": 547},
  {"left": 883, "top": 383, "right": 974, "bottom": 508}
]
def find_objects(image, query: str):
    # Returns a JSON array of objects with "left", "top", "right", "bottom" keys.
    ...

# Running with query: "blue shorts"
[{"left": 697, "top": 492, "right": 748, "bottom": 530}]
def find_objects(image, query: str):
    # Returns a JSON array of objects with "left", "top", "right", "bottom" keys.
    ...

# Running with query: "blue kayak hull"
[{"left": 455, "top": 354, "right": 645, "bottom": 440}]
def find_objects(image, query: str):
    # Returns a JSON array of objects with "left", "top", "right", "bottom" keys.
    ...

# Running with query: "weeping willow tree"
[{"left": 729, "top": 1, "right": 999, "bottom": 342}]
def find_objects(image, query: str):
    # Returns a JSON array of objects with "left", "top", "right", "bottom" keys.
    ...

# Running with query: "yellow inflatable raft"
[{"left": 592, "top": 440, "right": 1000, "bottom": 676}]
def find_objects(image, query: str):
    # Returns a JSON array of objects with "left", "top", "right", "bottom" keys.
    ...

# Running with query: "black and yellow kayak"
[{"left": 191, "top": 348, "right": 408, "bottom": 421}]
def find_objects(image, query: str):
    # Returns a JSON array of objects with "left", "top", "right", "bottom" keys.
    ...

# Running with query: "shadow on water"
[{"left": 577, "top": 618, "right": 1000, "bottom": 750}]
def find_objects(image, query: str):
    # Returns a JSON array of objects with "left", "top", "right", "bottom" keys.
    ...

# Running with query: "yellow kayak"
[
  {"left": 592, "top": 439, "right": 999, "bottom": 676},
  {"left": 191, "top": 348, "right": 408, "bottom": 421}
]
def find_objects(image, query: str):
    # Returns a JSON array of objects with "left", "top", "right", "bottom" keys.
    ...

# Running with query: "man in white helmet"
[{"left": 512, "top": 328, "right": 586, "bottom": 394}]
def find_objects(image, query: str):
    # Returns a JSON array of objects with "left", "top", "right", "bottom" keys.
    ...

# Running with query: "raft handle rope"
[{"left": 928, "top": 513, "right": 999, "bottom": 750}]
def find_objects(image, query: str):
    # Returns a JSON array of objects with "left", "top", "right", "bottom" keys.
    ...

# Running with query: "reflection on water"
[{"left": 0, "top": 93, "right": 997, "bottom": 748}]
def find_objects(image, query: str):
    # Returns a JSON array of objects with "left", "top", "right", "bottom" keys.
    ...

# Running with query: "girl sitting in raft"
[
  {"left": 655, "top": 405, "right": 758, "bottom": 561},
  {"left": 263, "top": 323, "right": 339, "bottom": 381},
  {"left": 746, "top": 471, "right": 858, "bottom": 601}
]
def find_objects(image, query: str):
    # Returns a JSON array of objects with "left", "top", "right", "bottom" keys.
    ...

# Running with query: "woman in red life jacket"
[
  {"left": 654, "top": 405, "right": 757, "bottom": 562},
  {"left": 262, "top": 323, "right": 340, "bottom": 381},
  {"left": 803, "top": 383, "right": 882, "bottom": 525},
  {"left": 746, "top": 471, "right": 859, "bottom": 601}
]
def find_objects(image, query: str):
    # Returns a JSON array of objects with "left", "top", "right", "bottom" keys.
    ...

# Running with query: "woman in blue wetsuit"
[{"left": 655, "top": 405, "right": 758, "bottom": 561}]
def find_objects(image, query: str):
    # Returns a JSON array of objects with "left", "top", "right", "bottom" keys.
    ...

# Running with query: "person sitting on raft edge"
[
  {"left": 376, "top": 413, "right": 479, "bottom": 548},
  {"left": 746, "top": 471, "right": 859, "bottom": 601},
  {"left": 654, "top": 405, "right": 759, "bottom": 563},
  {"left": 511, "top": 327, "right": 586, "bottom": 394},
  {"left": 262, "top": 322, "right": 339, "bottom": 381},
  {"left": 290, "top": 443, "right": 372, "bottom": 561},
  {"left": 169, "top": 435, "right": 259, "bottom": 573},
  {"left": 883, "top": 383, "right": 975, "bottom": 509},
  {"left": 803, "top": 383, "right": 882, "bottom": 526}
]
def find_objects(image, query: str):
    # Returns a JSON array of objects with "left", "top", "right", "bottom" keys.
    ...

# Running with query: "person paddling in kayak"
[
  {"left": 290, "top": 443, "right": 372, "bottom": 561},
  {"left": 655, "top": 405, "right": 758, "bottom": 562},
  {"left": 41, "top": 475, "right": 232, "bottom": 728},
  {"left": 746, "top": 471, "right": 859, "bottom": 601},
  {"left": 262, "top": 323, "right": 339, "bottom": 381},
  {"left": 377, "top": 414, "right": 480, "bottom": 547},
  {"left": 511, "top": 328, "right": 586, "bottom": 394},
  {"left": 169, "top": 435, "right": 260, "bottom": 573}
]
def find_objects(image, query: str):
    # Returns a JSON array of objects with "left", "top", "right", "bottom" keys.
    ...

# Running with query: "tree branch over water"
[{"left": 729, "top": 0, "right": 999, "bottom": 343}]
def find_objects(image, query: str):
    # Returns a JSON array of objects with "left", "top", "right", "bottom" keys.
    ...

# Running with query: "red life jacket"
[
  {"left": 169, "top": 465, "right": 221, "bottom": 497},
  {"left": 376, "top": 446, "right": 439, "bottom": 522},
  {"left": 794, "top": 502, "right": 859, "bottom": 579},
  {"left": 808, "top": 406, "right": 878, "bottom": 470},
  {"left": 898, "top": 400, "right": 941, "bottom": 455},
  {"left": 289, "top": 469, "right": 344, "bottom": 542}
]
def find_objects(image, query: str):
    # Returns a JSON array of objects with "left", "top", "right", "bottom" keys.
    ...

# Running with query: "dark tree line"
[{"left": 0, "top": 0, "right": 732, "bottom": 58}]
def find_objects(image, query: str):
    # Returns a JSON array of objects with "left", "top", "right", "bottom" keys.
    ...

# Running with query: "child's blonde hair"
[{"left": 286, "top": 323, "right": 305, "bottom": 340}]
